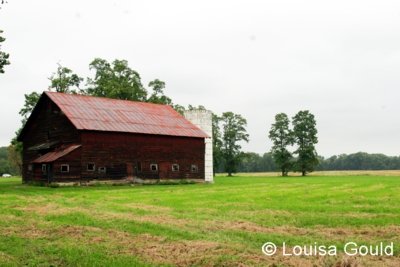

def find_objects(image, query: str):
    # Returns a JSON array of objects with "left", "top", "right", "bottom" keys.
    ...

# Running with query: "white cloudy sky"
[{"left": 1, "top": 0, "right": 399, "bottom": 157}]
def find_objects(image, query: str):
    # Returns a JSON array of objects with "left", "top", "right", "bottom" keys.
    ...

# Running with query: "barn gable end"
[{"left": 18, "top": 94, "right": 81, "bottom": 181}]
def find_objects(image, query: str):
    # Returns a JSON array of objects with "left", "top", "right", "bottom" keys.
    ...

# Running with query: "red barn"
[{"left": 17, "top": 91, "right": 213, "bottom": 184}]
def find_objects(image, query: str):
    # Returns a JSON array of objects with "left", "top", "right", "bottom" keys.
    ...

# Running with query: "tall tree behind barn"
[{"left": 17, "top": 92, "right": 213, "bottom": 183}]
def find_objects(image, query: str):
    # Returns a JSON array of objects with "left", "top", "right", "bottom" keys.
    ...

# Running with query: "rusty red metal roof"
[
  {"left": 32, "top": 144, "right": 81, "bottom": 163},
  {"left": 44, "top": 92, "right": 208, "bottom": 138}
]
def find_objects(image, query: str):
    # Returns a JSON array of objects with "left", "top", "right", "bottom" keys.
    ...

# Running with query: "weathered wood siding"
[
  {"left": 52, "top": 148, "right": 82, "bottom": 181},
  {"left": 80, "top": 131, "right": 205, "bottom": 180},
  {"left": 21, "top": 94, "right": 206, "bottom": 182}
]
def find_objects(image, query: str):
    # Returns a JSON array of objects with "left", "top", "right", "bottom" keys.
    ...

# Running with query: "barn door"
[
  {"left": 159, "top": 162, "right": 168, "bottom": 179},
  {"left": 135, "top": 161, "right": 142, "bottom": 177},
  {"left": 126, "top": 163, "right": 134, "bottom": 179},
  {"left": 46, "top": 163, "right": 53, "bottom": 183}
]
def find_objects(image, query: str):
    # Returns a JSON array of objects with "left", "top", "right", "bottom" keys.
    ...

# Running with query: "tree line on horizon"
[{"left": 232, "top": 152, "right": 400, "bottom": 173}]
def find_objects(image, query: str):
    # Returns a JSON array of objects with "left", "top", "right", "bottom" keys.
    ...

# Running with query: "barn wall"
[
  {"left": 52, "top": 148, "right": 82, "bottom": 181},
  {"left": 21, "top": 96, "right": 80, "bottom": 182},
  {"left": 27, "top": 147, "right": 82, "bottom": 182},
  {"left": 80, "top": 131, "right": 205, "bottom": 180}
]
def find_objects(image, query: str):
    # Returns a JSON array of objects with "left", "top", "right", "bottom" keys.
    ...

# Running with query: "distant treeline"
[
  {"left": 317, "top": 152, "right": 400, "bottom": 171},
  {"left": 232, "top": 151, "right": 400, "bottom": 173},
  {"left": 236, "top": 153, "right": 276, "bottom": 173},
  {"left": 0, "top": 147, "right": 12, "bottom": 175}
]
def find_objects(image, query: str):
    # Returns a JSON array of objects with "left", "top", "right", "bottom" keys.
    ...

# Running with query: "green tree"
[
  {"left": 11, "top": 91, "right": 41, "bottom": 169},
  {"left": 188, "top": 104, "right": 206, "bottom": 111},
  {"left": 212, "top": 114, "right": 223, "bottom": 176},
  {"left": 19, "top": 92, "right": 41, "bottom": 124},
  {"left": 237, "top": 152, "right": 262, "bottom": 172},
  {"left": 0, "top": 29, "right": 10, "bottom": 74},
  {"left": 261, "top": 152, "right": 276, "bottom": 171},
  {"left": 236, "top": 152, "right": 277, "bottom": 173},
  {"left": 49, "top": 64, "right": 83, "bottom": 93},
  {"left": 268, "top": 113, "right": 294, "bottom": 176},
  {"left": 86, "top": 58, "right": 148, "bottom": 101},
  {"left": 220, "top": 112, "right": 249, "bottom": 176},
  {"left": 7, "top": 143, "right": 22, "bottom": 175},
  {"left": 292, "top": 110, "right": 318, "bottom": 176},
  {"left": 172, "top": 104, "right": 186, "bottom": 115},
  {"left": 0, "top": 146, "right": 11, "bottom": 175},
  {"left": 147, "top": 79, "right": 172, "bottom": 105}
]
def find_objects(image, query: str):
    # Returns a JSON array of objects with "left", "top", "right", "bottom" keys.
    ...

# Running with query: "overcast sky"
[{"left": 1, "top": 0, "right": 400, "bottom": 157}]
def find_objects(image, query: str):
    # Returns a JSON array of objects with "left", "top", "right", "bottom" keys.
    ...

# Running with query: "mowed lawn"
[{"left": 0, "top": 174, "right": 400, "bottom": 266}]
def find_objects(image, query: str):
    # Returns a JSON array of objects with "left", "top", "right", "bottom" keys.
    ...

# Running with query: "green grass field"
[{"left": 0, "top": 173, "right": 399, "bottom": 266}]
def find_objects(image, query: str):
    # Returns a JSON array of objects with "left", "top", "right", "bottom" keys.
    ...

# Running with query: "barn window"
[
  {"left": 150, "top": 163, "right": 158, "bottom": 172},
  {"left": 28, "top": 164, "right": 33, "bottom": 171},
  {"left": 61, "top": 164, "right": 69, "bottom": 173},
  {"left": 172, "top": 164, "right": 179, "bottom": 172},
  {"left": 191, "top": 164, "right": 198, "bottom": 173},
  {"left": 87, "top": 163, "right": 96, "bottom": 171},
  {"left": 42, "top": 164, "right": 47, "bottom": 173},
  {"left": 98, "top": 167, "right": 106, "bottom": 173}
]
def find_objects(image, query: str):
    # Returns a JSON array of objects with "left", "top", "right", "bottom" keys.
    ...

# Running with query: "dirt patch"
[
  {"left": 205, "top": 220, "right": 400, "bottom": 242},
  {"left": 15, "top": 203, "right": 188, "bottom": 230},
  {"left": 0, "top": 251, "right": 15, "bottom": 263},
  {"left": 241, "top": 209, "right": 293, "bottom": 217},
  {"left": 123, "top": 203, "right": 172, "bottom": 213},
  {"left": 7, "top": 223, "right": 233, "bottom": 266},
  {"left": 2, "top": 223, "right": 399, "bottom": 266},
  {"left": 15, "top": 203, "right": 89, "bottom": 216},
  {"left": 12, "top": 204, "right": 400, "bottom": 244},
  {"left": 1, "top": 223, "right": 49, "bottom": 239},
  {"left": 2, "top": 223, "right": 237, "bottom": 266},
  {"left": 56, "top": 225, "right": 102, "bottom": 237},
  {"left": 343, "top": 212, "right": 383, "bottom": 218},
  {"left": 98, "top": 211, "right": 189, "bottom": 227},
  {"left": 0, "top": 214, "right": 20, "bottom": 223},
  {"left": 16, "top": 203, "right": 59, "bottom": 215},
  {"left": 120, "top": 235, "right": 233, "bottom": 267},
  {"left": 306, "top": 225, "right": 400, "bottom": 242},
  {"left": 208, "top": 220, "right": 297, "bottom": 235}
]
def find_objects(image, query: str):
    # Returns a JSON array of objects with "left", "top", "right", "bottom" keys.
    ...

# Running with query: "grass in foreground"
[{"left": 0, "top": 174, "right": 399, "bottom": 266}]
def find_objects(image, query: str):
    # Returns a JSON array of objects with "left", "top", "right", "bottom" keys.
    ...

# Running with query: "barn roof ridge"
[{"left": 44, "top": 91, "right": 178, "bottom": 109}]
